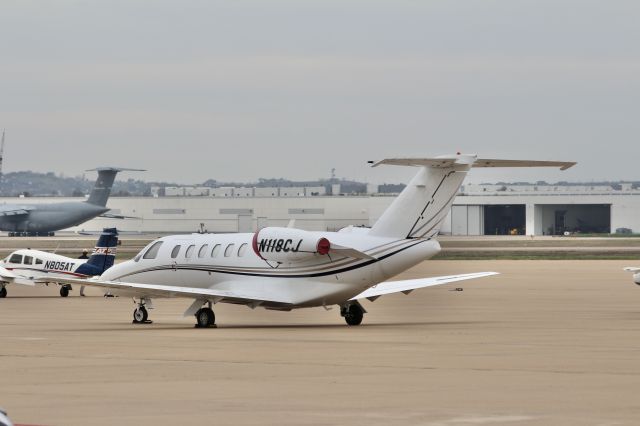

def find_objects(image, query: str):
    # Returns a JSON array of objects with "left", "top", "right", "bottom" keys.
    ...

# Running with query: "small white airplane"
[
  {"left": 0, "top": 407, "right": 14, "bottom": 426},
  {"left": 45, "top": 154, "right": 575, "bottom": 327},
  {"left": 0, "top": 228, "right": 119, "bottom": 298},
  {"left": 623, "top": 267, "right": 640, "bottom": 286}
]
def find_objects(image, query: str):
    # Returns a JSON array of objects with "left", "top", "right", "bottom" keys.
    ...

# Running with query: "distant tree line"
[{"left": 0, "top": 170, "right": 637, "bottom": 197}]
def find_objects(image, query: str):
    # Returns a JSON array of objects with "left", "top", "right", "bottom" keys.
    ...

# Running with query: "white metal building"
[{"left": 1, "top": 186, "right": 638, "bottom": 235}]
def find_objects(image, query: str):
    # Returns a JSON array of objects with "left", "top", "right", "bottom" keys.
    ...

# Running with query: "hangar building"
[{"left": 1, "top": 184, "right": 638, "bottom": 235}]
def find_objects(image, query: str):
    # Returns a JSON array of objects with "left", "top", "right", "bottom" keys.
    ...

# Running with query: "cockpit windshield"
[
  {"left": 143, "top": 241, "right": 164, "bottom": 259},
  {"left": 134, "top": 240, "right": 164, "bottom": 262}
]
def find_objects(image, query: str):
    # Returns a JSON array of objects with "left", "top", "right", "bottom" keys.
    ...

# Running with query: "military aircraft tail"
[
  {"left": 86, "top": 167, "right": 144, "bottom": 207},
  {"left": 75, "top": 228, "right": 119, "bottom": 276}
]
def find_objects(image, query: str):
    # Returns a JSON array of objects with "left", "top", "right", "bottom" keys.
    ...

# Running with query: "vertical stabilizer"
[
  {"left": 368, "top": 155, "right": 575, "bottom": 239},
  {"left": 369, "top": 155, "right": 475, "bottom": 239},
  {"left": 75, "top": 228, "right": 119, "bottom": 276},
  {"left": 85, "top": 167, "right": 144, "bottom": 206}
]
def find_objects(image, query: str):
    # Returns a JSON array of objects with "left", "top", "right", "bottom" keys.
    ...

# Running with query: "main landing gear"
[
  {"left": 132, "top": 298, "right": 153, "bottom": 324},
  {"left": 195, "top": 303, "right": 216, "bottom": 328},
  {"left": 340, "top": 301, "right": 365, "bottom": 326},
  {"left": 7, "top": 231, "right": 55, "bottom": 237},
  {"left": 0, "top": 286, "right": 7, "bottom": 298},
  {"left": 59, "top": 285, "right": 71, "bottom": 297}
]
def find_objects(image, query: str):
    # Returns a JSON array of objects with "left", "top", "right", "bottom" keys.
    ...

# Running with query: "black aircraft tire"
[
  {"left": 133, "top": 306, "right": 148, "bottom": 323},
  {"left": 59, "top": 286, "right": 70, "bottom": 297},
  {"left": 344, "top": 305, "right": 364, "bottom": 326},
  {"left": 0, "top": 287, "right": 6, "bottom": 298},
  {"left": 195, "top": 308, "right": 215, "bottom": 327}
]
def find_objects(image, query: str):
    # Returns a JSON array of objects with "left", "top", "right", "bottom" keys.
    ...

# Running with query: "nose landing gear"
[
  {"left": 0, "top": 286, "right": 6, "bottom": 298},
  {"left": 132, "top": 298, "right": 153, "bottom": 324},
  {"left": 133, "top": 306, "right": 148, "bottom": 323}
]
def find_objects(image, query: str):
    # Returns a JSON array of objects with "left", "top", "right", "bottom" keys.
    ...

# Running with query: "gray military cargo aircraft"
[{"left": 0, "top": 167, "right": 142, "bottom": 236}]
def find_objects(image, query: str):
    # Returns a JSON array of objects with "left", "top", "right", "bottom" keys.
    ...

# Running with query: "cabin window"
[
  {"left": 185, "top": 245, "right": 195, "bottom": 258},
  {"left": 9, "top": 254, "right": 22, "bottom": 264},
  {"left": 211, "top": 244, "right": 221, "bottom": 258},
  {"left": 143, "top": 241, "right": 164, "bottom": 260},
  {"left": 24, "top": 255, "right": 34, "bottom": 265},
  {"left": 237, "top": 243, "right": 248, "bottom": 257},
  {"left": 171, "top": 245, "right": 181, "bottom": 259},
  {"left": 35, "top": 258, "right": 43, "bottom": 265},
  {"left": 198, "top": 244, "right": 209, "bottom": 258},
  {"left": 224, "top": 244, "right": 235, "bottom": 257}
]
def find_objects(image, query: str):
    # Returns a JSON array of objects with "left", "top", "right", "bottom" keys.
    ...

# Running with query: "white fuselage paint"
[
  {"left": 0, "top": 249, "right": 88, "bottom": 281},
  {"left": 101, "top": 231, "right": 441, "bottom": 308}
]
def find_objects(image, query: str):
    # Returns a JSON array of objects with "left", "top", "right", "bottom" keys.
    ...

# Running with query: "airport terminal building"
[{"left": 2, "top": 183, "right": 638, "bottom": 236}]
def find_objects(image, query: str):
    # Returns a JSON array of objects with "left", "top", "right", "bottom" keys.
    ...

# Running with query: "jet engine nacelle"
[
  {"left": 252, "top": 227, "right": 330, "bottom": 263},
  {"left": 634, "top": 273, "right": 640, "bottom": 286}
]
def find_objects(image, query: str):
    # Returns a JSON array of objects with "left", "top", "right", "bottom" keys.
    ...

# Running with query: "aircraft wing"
[
  {"left": 35, "top": 276, "right": 294, "bottom": 305},
  {"left": 100, "top": 213, "right": 142, "bottom": 220},
  {"left": 0, "top": 205, "right": 33, "bottom": 217},
  {"left": 350, "top": 272, "right": 499, "bottom": 301},
  {"left": 624, "top": 267, "right": 640, "bottom": 272},
  {"left": 0, "top": 266, "right": 36, "bottom": 286}
]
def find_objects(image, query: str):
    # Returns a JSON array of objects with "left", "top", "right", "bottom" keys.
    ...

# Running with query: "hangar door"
[
  {"left": 537, "top": 204, "right": 610, "bottom": 235},
  {"left": 238, "top": 214, "right": 254, "bottom": 232},
  {"left": 450, "top": 205, "right": 484, "bottom": 236},
  {"left": 484, "top": 205, "right": 526, "bottom": 235}
]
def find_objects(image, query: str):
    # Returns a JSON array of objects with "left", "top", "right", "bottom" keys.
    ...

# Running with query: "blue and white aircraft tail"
[
  {"left": 75, "top": 228, "right": 119, "bottom": 276},
  {"left": 0, "top": 227, "right": 119, "bottom": 297}
]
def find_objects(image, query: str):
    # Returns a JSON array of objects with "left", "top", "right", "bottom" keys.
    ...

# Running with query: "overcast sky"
[{"left": 1, "top": 0, "right": 639, "bottom": 185}]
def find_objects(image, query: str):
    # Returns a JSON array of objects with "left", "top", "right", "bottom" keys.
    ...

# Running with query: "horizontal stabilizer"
[
  {"left": 350, "top": 272, "right": 499, "bottom": 301},
  {"left": 85, "top": 167, "right": 147, "bottom": 172},
  {"left": 373, "top": 157, "right": 575, "bottom": 170},
  {"left": 473, "top": 159, "right": 576, "bottom": 170}
]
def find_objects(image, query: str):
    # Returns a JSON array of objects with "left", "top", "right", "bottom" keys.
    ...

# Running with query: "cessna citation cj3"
[
  {"left": 623, "top": 267, "right": 640, "bottom": 286},
  {"left": 47, "top": 155, "right": 575, "bottom": 327},
  {"left": 0, "top": 228, "right": 118, "bottom": 298}
]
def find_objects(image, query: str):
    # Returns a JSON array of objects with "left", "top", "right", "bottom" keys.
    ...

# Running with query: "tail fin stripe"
[
  {"left": 411, "top": 190, "right": 459, "bottom": 238},
  {"left": 406, "top": 171, "right": 455, "bottom": 238}
]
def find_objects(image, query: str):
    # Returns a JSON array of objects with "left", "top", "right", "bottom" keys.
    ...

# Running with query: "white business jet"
[
  {"left": 46, "top": 155, "right": 574, "bottom": 327},
  {"left": 623, "top": 267, "right": 640, "bottom": 286},
  {"left": 0, "top": 228, "right": 119, "bottom": 298}
]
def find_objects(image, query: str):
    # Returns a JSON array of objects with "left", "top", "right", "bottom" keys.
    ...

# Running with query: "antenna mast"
[{"left": 0, "top": 130, "right": 4, "bottom": 183}]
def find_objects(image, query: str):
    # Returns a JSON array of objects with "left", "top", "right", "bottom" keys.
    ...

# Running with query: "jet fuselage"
[
  {"left": 0, "top": 202, "right": 109, "bottom": 232},
  {"left": 101, "top": 231, "right": 442, "bottom": 308}
]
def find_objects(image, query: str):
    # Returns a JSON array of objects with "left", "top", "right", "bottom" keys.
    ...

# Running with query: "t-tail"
[
  {"left": 368, "top": 154, "right": 576, "bottom": 239},
  {"left": 75, "top": 228, "right": 119, "bottom": 276},
  {"left": 86, "top": 167, "right": 145, "bottom": 207}
]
